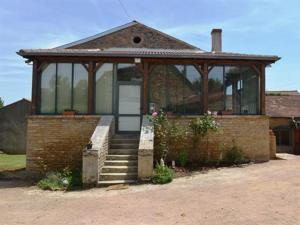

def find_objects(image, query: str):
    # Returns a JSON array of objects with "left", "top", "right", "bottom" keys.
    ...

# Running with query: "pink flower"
[{"left": 152, "top": 112, "right": 158, "bottom": 117}]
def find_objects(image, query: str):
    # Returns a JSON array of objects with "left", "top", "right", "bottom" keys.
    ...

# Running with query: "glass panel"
[
  {"left": 40, "top": 63, "right": 56, "bottom": 113},
  {"left": 184, "top": 65, "right": 201, "bottom": 114},
  {"left": 73, "top": 64, "right": 88, "bottom": 113},
  {"left": 149, "top": 65, "right": 167, "bottom": 112},
  {"left": 95, "top": 63, "right": 113, "bottom": 114},
  {"left": 149, "top": 65, "right": 184, "bottom": 114},
  {"left": 56, "top": 63, "right": 72, "bottom": 113},
  {"left": 117, "top": 63, "right": 142, "bottom": 82},
  {"left": 241, "top": 67, "right": 259, "bottom": 114},
  {"left": 225, "top": 66, "right": 241, "bottom": 114},
  {"left": 208, "top": 66, "right": 224, "bottom": 113},
  {"left": 118, "top": 85, "right": 140, "bottom": 114},
  {"left": 118, "top": 116, "right": 140, "bottom": 131}
]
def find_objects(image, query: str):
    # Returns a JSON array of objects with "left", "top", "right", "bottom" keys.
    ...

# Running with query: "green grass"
[{"left": 0, "top": 153, "right": 26, "bottom": 172}]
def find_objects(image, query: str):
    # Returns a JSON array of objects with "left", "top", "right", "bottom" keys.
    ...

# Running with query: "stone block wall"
[
  {"left": 155, "top": 116, "right": 270, "bottom": 163},
  {"left": 26, "top": 115, "right": 100, "bottom": 176}
]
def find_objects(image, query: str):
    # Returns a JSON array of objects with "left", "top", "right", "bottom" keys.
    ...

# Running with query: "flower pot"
[{"left": 63, "top": 110, "right": 76, "bottom": 116}]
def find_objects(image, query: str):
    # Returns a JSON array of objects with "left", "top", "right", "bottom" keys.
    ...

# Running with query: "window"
[
  {"left": 274, "top": 128, "right": 291, "bottom": 146},
  {"left": 73, "top": 64, "right": 88, "bottom": 113},
  {"left": 208, "top": 66, "right": 259, "bottom": 115},
  {"left": 95, "top": 63, "right": 113, "bottom": 114},
  {"left": 40, "top": 64, "right": 56, "bottom": 113},
  {"left": 149, "top": 64, "right": 202, "bottom": 114},
  {"left": 39, "top": 63, "right": 88, "bottom": 114},
  {"left": 56, "top": 63, "right": 72, "bottom": 113},
  {"left": 117, "top": 63, "right": 142, "bottom": 82}
]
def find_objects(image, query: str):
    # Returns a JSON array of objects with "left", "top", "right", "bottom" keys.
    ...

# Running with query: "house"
[
  {"left": 0, "top": 99, "right": 31, "bottom": 154},
  {"left": 266, "top": 91, "right": 300, "bottom": 154},
  {"left": 17, "top": 21, "right": 280, "bottom": 185}
]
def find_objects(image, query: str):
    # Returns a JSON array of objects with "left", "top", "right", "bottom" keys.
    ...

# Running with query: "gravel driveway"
[{"left": 1, "top": 154, "right": 300, "bottom": 225}]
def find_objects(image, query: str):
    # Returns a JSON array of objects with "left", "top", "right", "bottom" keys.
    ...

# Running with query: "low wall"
[
  {"left": 26, "top": 115, "right": 100, "bottom": 176},
  {"left": 156, "top": 115, "right": 270, "bottom": 163}
]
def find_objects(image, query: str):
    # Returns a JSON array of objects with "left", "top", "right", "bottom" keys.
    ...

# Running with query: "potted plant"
[{"left": 63, "top": 109, "right": 76, "bottom": 116}]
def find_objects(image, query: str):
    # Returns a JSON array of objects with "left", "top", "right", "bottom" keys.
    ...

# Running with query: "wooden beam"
[
  {"left": 29, "top": 56, "right": 275, "bottom": 66},
  {"left": 94, "top": 62, "right": 104, "bottom": 73},
  {"left": 143, "top": 62, "right": 149, "bottom": 114},
  {"left": 260, "top": 64, "right": 266, "bottom": 115},
  {"left": 251, "top": 64, "right": 261, "bottom": 77},
  {"left": 81, "top": 63, "right": 89, "bottom": 72},
  {"left": 31, "top": 60, "right": 38, "bottom": 115},
  {"left": 88, "top": 62, "right": 95, "bottom": 114},
  {"left": 202, "top": 63, "right": 208, "bottom": 114}
]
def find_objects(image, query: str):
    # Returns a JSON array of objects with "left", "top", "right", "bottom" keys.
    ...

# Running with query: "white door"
[{"left": 118, "top": 84, "right": 141, "bottom": 132}]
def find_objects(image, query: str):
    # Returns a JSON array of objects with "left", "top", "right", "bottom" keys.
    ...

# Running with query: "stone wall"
[
  {"left": 0, "top": 99, "right": 31, "bottom": 154},
  {"left": 156, "top": 116, "right": 270, "bottom": 163},
  {"left": 26, "top": 116, "right": 100, "bottom": 176},
  {"left": 69, "top": 23, "right": 195, "bottom": 50}
]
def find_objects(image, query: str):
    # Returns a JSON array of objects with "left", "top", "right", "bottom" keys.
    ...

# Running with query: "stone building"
[
  {"left": 17, "top": 21, "right": 280, "bottom": 185},
  {"left": 0, "top": 99, "right": 31, "bottom": 154},
  {"left": 266, "top": 91, "right": 300, "bottom": 154}
]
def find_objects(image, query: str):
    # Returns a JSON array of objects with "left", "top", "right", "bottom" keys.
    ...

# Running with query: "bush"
[
  {"left": 178, "top": 150, "right": 188, "bottom": 167},
  {"left": 222, "top": 145, "right": 245, "bottom": 165},
  {"left": 151, "top": 163, "right": 174, "bottom": 184},
  {"left": 37, "top": 168, "right": 82, "bottom": 191}
]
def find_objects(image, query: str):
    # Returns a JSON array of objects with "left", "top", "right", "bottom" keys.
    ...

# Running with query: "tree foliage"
[{"left": 0, "top": 97, "right": 4, "bottom": 108}]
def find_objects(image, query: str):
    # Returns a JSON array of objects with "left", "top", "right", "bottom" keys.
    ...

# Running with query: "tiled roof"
[
  {"left": 266, "top": 92, "right": 300, "bottom": 117},
  {"left": 17, "top": 48, "right": 280, "bottom": 62}
]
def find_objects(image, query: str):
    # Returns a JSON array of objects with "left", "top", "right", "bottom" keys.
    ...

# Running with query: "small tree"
[{"left": 0, "top": 97, "right": 4, "bottom": 108}]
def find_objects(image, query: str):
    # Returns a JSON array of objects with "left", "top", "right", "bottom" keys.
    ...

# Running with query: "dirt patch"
[{"left": 1, "top": 157, "right": 300, "bottom": 225}]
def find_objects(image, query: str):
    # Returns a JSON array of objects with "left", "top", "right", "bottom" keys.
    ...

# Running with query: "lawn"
[{"left": 0, "top": 153, "right": 26, "bottom": 172}]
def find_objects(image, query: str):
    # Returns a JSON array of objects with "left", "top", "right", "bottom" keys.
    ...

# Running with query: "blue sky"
[{"left": 1, "top": 0, "right": 299, "bottom": 105}]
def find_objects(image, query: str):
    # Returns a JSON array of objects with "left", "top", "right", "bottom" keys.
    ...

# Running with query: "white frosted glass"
[
  {"left": 118, "top": 85, "right": 140, "bottom": 114},
  {"left": 73, "top": 64, "right": 88, "bottom": 113},
  {"left": 118, "top": 117, "right": 140, "bottom": 131}
]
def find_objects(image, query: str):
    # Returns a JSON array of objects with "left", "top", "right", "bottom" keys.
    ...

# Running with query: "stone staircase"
[{"left": 98, "top": 134, "right": 139, "bottom": 186}]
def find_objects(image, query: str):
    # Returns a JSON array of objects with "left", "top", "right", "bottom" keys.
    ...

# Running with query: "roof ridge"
[
  {"left": 56, "top": 21, "right": 138, "bottom": 49},
  {"left": 55, "top": 20, "right": 201, "bottom": 50}
]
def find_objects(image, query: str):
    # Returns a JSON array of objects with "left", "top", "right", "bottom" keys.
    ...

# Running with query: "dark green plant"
[
  {"left": 149, "top": 110, "right": 188, "bottom": 161},
  {"left": 178, "top": 150, "right": 188, "bottom": 167},
  {"left": 37, "top": 168, "right": 82, "bottom": 191},
  {"left": 189, "top": 114, "right": 218, "bottom": 137},
  {"left": 151, "top": 162, "right": 174, "bottom": 184},
  {"left": 222, "top": 143, "right": 245, "bottom": 165},
  {"left": 0, "top": 97, "right": 3, "bottom": 108}
]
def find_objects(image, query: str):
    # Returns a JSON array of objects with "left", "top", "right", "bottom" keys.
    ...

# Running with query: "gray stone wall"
[
  {"left": 0, "top": 99, "right": 31, "bottom": 154},
  {"left": 69, "top": 23, "right": 196, "bottom": 50}
]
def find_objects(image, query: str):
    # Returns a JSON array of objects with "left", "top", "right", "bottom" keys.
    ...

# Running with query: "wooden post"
[
  {"left": 31, "top": 60, "right": 38, "bottom": 115},
  {"left": 88, "top": 61, "right": 95, "bottom": 114},
  {"left": 143, "top": 62, "right": 149, "bottom": 114},
  {"left": 202, "top": 63, "right": 208, "bottom": 114},
  {"left": 260, "top": 64, "right": 266, "bottom": 115}
]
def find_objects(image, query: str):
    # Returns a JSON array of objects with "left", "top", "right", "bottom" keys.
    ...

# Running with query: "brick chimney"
[{"left": 211, "top": 29, "right": 222, "bottom": 52}]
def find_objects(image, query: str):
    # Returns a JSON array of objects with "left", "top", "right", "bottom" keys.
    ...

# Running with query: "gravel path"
[{"left": 1, "top": 155, "right": 300, "bottom": 225}]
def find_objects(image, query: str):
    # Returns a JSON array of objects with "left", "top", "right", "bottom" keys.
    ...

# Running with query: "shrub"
[
  {"left": 222, "top": 145, "right": 245, "bottom": 165},
  {"left": 178, "top": 150, "right": 188, "bottom": 167},
  {"left": 151, "top": 162, "right": 174, "bottom": 184},
  {"left": 37, "top": 168, "right": 82, "bottom": 191}
]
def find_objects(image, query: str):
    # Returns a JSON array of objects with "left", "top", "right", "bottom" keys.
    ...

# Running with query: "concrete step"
[
  {"left": 99, "top": 172, "right": 137, "bottom": 181},
  {"left": 111, "top": 139, "right": 139, "bottom": 144},
  {"left": 108, "top": 149, "right": 138, "bottom": 155},
  {"left": 104, "top": 160, "right": 137, "bottom": 166},
  {"left": 106, "top": 155, "right": 137, "bottom": 160},
  {"left": 110, "top": 143, "right": 139, "bottom": 149},
  {"left": 113, "top": 134, "right": 139, "bottom": 139},
  {"left": 97, "top": 180, "right": 137, "bottom": 186},
  {"left": 102, "top": 166, "right": 137, "bottom": 173}
]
